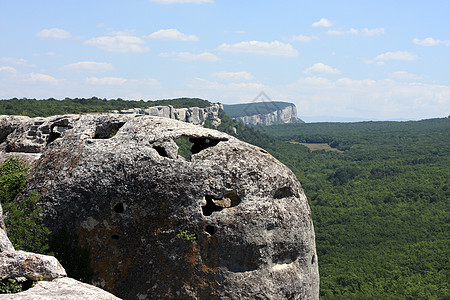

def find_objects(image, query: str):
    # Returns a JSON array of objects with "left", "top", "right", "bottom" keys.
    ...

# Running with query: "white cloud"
[
  {"left": 85, "top": 77, "right": 128, "bottom": 85},
  {"left": 0, "top": 66, "right": 17, "bottom": 75},
  {"left": 211, "top": 71, "right": 254, "bottom": 81},
  {"left": 375, "top": 51, "right": 418, "bottom": 61},
  {"left": 159, "top": 51, "right": 219, "bottom": 62},
  {"left": 388, "top": 71, "right": 423, "bottom": 81},
  {"left": 285, "top": 76, "right": 450, "bottom": 120},
  {"left": 303, "top": 63, "right": 341, "bottom": 75},
  {"left": 85, "top": 77, "right": 160, "bottom": 87},
  {"left": 216, "top": 40, "right": 298, "bottom": 57},
  {"left": 328, "top": 27, "right": 384, "bottom": 36},
  {"left": 35, "top": 28, "right": 72, "bottom": 39},
  {"left": 85, "top": 35, "right": 149, "bottom": 53},
  {"left": 149, "top": 29, "right": 199, "bottom": 41},
  {"left": 288, "top": 35, "right": 319, "bottom": 42},
  {"left": 62, "top": 61, "right": 114, "bottom": 72},
  {"left": 312, "top": 18, "right": 333, "bottom": 28},
  {"left": 0, "top": 57, "right": 31, "bottom": 66},
  {"left": 150, "top": 0, "right": 213, "bottom": 3},
  {"left": 361, "top": 28, "right": 385, "bottom": 36},
  {"left": 27, "top": 73, "right": 58, "bottom": 84},
  {"left": 413, "top": 37, "right": 450, "bottom": 46},
  {"left": 190, "top": 78, "right": 264, "bottom": 90},
  {"left": 177, "top": 77, "right": 268, "bottom": 104}
]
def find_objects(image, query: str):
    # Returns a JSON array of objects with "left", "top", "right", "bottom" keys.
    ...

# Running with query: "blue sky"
[{"left": 1, "top": 0, "right": 449, "bottom": 121}]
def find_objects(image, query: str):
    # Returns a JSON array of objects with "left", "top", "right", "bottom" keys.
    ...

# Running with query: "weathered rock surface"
[
  {"left": 2, "top": 114, "right": 319, "bottom": 299},
  {"left": 234, "top": 104, "right": 300, "bottom": 126},
  {"left": 223, "top": 102, "right": 302, "bottom": 126},
  {"left": 114, "top": 103, "right": 223, "bottom": 127},
  {"left": 0, "top": 251, "right": 66, "bottom": 281},
  {"left": 0, "top": 228, "right": 15, "bottom": 252},
  {"left": 1, "top": 277, "right": 120, "bottom": 300}
]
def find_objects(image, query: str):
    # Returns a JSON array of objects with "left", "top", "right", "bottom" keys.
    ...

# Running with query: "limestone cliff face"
[
  {"left": 234, "top": 104, "right": 300, "bottom": 126},
  {"left": 115, "top": 103, "right": 223, "bottom": 127},
  {"left": 1, "top": 114, "right": 319, "bottom": 299}
]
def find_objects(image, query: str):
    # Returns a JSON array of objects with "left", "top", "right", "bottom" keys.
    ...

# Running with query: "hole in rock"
[
  {"left": 174, "top": 137, "right": 192, "bottom": 160},
  {"left": 274, "top": 186, "right": 295, "bottom": 199},
  {"left": 311, "top": 254, "right": 315, "bottom": 264},
  {"left": 223, "top": 191, "right": 241, "bottom": 207},
  {"left": 272, "top": 243, "right": 302, "bottom": 266},
  {"left": 113, "top": 203, "right": 124, "bottom": 213},
  {"left": 202, "top": 195, "right": 223, "bottom": 216},
  {"left": 47, "top": 131, "right": 61, "bottom": 144},
  {"left": 47, "top": 122, "right": 73, "bottom": 145},
  {"left": 205, "top": 225, "right": 216, "bottom": 236},
  {"left": 111, "top": 235, "right": 120, "bottom": 240},
  {"left": 190, "top": 137, "right": 221, "bottom": 155},
  {"left": 174, "top": 136, "right": 226, "bottom": 160},
  {"left": 153, "top": 146, "right": 169, "bottom": 158},
  {"left": 94, "top": 121, "right": 126, "bottom": 139},
  {"left": 0, "top": 132, "right": 11, "bottom": 144},
  {"left": 201, "top": 191, "right": 241, "bottom": 216}
]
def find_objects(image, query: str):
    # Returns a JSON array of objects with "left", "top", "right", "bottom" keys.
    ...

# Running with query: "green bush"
[{"left": 0, "top": 158, "right": 50, "bottom": 254}]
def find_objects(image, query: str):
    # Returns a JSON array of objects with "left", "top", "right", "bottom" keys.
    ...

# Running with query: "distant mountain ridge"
[{"left": 223, "top": 101, "right": 303, "bottom": 126}]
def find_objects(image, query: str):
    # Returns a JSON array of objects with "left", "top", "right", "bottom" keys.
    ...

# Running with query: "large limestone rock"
[
  {"left": 2, "top": 114, "right": 319, "bottom": 299},
  {"left": 2, "top": 277, "right": 120, "bottom": 300}
]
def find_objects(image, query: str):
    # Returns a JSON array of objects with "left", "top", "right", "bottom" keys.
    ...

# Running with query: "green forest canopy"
[{"left": 259, "top": 118, "right": 449, "bottom": 299}]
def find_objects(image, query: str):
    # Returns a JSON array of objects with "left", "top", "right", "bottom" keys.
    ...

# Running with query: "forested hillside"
[
  {"left": 259, "top": 119, "right": 449, "bottom": 299},
  {"left": 0, "top": 97, "right": 212, "bottom": 117}
]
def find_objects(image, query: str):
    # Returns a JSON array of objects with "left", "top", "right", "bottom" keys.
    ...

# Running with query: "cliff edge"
[{"left": 223, "top": 101, "right": 303, "bottom": 126}]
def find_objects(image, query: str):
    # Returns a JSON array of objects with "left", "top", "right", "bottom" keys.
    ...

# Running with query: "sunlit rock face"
[
  {"left": 233, "top": 104, "right": 300, "bottom": 126},
  {"left": 5, "top": 114, "right": 319, "bottom": 299}
]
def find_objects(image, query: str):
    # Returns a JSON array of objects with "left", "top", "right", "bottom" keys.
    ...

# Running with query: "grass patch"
[{"left": 289, "top": 141, "right": 343, "bottom": 152}]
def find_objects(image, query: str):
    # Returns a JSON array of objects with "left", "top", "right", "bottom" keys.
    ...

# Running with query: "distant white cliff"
[{"left": 224, "top": 102, "right": 302, "bottom": 126}]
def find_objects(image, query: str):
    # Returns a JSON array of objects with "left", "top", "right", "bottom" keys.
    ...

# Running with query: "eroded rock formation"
[
  {"left": 114, "top": 103, "right": 223, "bottom": 127},
  {"left": 223, "top": 102, "right": 301, "bottom": 126},
  {"left": 1, "top": 114, "right": 319, "bottom": 299},
  {"left": 234, "top": 104, "right": 300, "bottom": 126}
]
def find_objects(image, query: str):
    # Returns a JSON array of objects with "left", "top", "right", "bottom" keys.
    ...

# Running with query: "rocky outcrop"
[
  {"left": 114, "top": 103, "right": 223, "bottom": 127},
  {"left": 0, "top": 251, "right": 66, "bottom": 281},
  {"left": 2, "top": 278, "right": 120, "bottom": 300},
  {"left": 234, "top": 104, "right": 300, "bottom": 126},
  {"left": 1, "top": 114, "right": 319, "bottom": 299}
]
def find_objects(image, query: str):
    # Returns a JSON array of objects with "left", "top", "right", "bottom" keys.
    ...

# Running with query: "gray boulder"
[
  {"left": 4, "top": 114, "right": 319, "bottom": 299},
  {"left": 1, "top": 277, "right": 120, "bottom": 300},
  {"left": 0, "top": 251, "right": 66, "bottom": 281}
]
